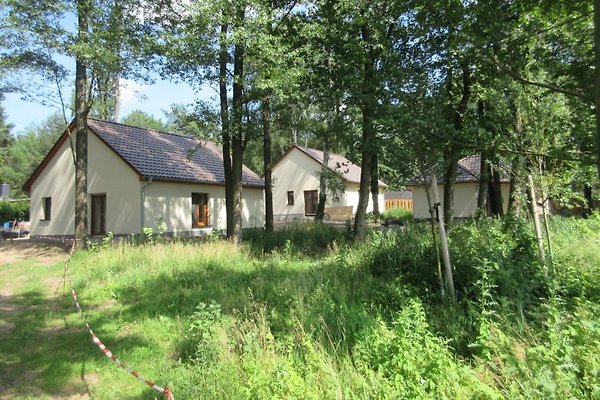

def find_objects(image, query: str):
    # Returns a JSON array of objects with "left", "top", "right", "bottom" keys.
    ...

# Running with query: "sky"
[{"left": 4, "top": 77, "right": 216, "bottom": 135}]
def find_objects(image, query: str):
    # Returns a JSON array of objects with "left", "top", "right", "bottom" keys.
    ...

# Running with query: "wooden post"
[
  {"left": 528, "top": 174, "right": 546, "bottom": 266},
  {"left": 430, "top": 175, "right": 456, "bottom": 301},
  {"left": 424, "top": 175, "right": 444, "bottom": 295}
]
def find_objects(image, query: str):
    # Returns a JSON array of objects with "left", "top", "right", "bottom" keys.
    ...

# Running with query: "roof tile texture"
[
  {"left": 88, "top": 119, "right": 264, "bottom": 187},
  {"left": 295, "top": 145, "right": 387, "bottom": 187}
]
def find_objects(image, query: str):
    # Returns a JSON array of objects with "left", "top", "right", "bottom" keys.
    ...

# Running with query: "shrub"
[
  {"left": 449, "top": 216, "right": 547, "bottom": 313},
  {"left": 364, "top": 224, "right": 439, "bottom": 290},
  {"left": 244, "top": 221, "right": 345, "bottom": 256},
  {"left": 381, "top": 207, "right": 413, "bottom": 224},
  {"left": 0, "top": 199, "right": 29, "bottom": 221}
]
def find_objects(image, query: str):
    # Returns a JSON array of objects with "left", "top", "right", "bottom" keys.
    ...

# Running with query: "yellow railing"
[{"left": 385, "top": 199, "right": 413, "bottom": 211}]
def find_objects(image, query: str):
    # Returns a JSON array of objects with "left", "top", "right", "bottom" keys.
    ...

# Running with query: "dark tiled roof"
[
  {"left": 295, "top": 145, "right": 387, "bottom": 188},
  {"left": 456, "top": 155, "right": 481, "bottom": 182},
  {"left": 407, "top": 155, "right": 509, "bottom": 186},
  {"left": 88, "top": 119, "right": 264, "bottom": 187},
  {"left": 384, "top": 191, "right": 412, "bottom": 200}
]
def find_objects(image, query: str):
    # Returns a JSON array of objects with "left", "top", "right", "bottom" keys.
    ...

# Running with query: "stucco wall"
[
  {"left": 30, "top": 129, "right": 265, "bottom": 236},
  {"left": 272, "top": 147, "right": 384, "bottom": 220},
  {"left": 30, "top": 137, "right": 76, "bottom": 236},
  {"left": 410, "top": 182, "right": 511, "bottom": 219},
  {"left": 88, "top": 133, "right": 142, "bottom": 234},
  {"left": 272, "top": 147, "right": 326, "bottom": 220},
  {"left": 144, "top": 182, "right": 264, "bottom": 232},
  {"left": 344, "top": 183, "right": 385, "bottom": 214}
]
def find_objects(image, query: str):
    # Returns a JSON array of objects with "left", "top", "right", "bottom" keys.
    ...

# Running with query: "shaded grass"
[{"left": 2, "top": 215, "right": 599, "bottom": 399}]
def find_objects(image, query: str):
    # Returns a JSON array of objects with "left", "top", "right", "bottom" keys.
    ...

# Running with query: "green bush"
[
  {"left": 381, "top": 207, "right": 413, "bottom": 224},
  {"left": 449, "top": 216, "right": 547, "bottom": 313},
  {"left": 364, "top": 225, "right": 439, "bottom": 290},
  {"left": 0, "top": 199, "right": 29, "bottom": 221},
  {"left": 244, "top": 221, "right": 346, "bottom": 256}
]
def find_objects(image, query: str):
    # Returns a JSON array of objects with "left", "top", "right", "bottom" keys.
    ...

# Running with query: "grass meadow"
[{"left": 1, "top": 216, "right": 599, "bottom": 399}]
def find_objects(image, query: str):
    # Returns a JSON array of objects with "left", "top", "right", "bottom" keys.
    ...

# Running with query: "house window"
[
  {"left": 303, "top": 190, "right": 318, "bottom": 216},
  {"left": 41, "top": 197, "right": 51, "bottom": 221},
  {"left": 192, "top": 193, "right": 209, "bottom": 227},
  {"left": 287, "top": 191, "right": 294, "bottom": 206}
]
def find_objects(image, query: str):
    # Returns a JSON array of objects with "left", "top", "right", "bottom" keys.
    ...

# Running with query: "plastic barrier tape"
[{"left": 71, "top": 288, "right": 174, "bottom": 399}]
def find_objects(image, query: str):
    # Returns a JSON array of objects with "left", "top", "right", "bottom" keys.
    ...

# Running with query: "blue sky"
[{"left": 4, "top": 77, "right": 216, "bottom": 134}]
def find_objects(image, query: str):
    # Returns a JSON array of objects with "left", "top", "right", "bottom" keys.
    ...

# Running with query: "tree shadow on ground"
[
  {"left": 111, "top": 258, "right": 385, "bottom": 358},
  {"left": 0, "top": 288, "right": 153, "bottom": 399}
]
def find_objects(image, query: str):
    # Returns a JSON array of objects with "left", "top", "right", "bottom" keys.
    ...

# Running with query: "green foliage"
[
  {"left": 364, "top": 225, "right": 438, "bottom": 288},
  {"left": 120, "top": 110, "right": 169, "bottom": 131},
  {"left": 0, "top": 93, "right": 14, "bottom": 167},
  {"left": 244, "top": 221, "right": 346, "bottom": 256},
  {"left": 0, "top": 113, "right": 64, "bottom": 197},
  {"left": 87, "top": 231, "right": 114, "bottom": 253},
  {"left": 3, "top": 215, "right": 600, "bottom": 398},
  {"left": 381, "top": 207, "right": 413, "bottom": 224},
  {"left": 0, "top": 199, "right": 29, "bottom": 221}
]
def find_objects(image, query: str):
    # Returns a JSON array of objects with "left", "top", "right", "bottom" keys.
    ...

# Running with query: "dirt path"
[
  {"left": 0, "top": 240, "right": 90, "bottom": 399},
  {"left": 0, "top": 239, "right": 68, "bottom": 267}
]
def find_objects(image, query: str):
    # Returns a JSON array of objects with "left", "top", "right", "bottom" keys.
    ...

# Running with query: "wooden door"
[
  {"left": 91, "top": 194, "right": 106, "bottom": 236},
  {"left": 303, "top": 190, "right": 318, "bottom": 216}
]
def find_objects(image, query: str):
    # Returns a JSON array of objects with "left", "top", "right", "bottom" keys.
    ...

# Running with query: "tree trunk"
[
  {"left": 74, "top": 0, "right": 90, "bottom": 250},
  {"left": 477, "top": 154, "right": 489, "bottom": 215},
  {"left": 353, "top": 25, "right": 377, "bottom": 240},
  {"left": 476, "top": 101, "right": 488, "bottom": 216},
  {"left": 315, "top": 138, "right": 329, "bottom": 222},
  {"left": 262, "top": 96, "right": 273, "bottom": 231},
  {"left": 444, "top": 63, "right": 471, "bottom": 226},
  {"left": 229, "top": 8, "right": 245, "bottom": 243},
  {"left": 508, "top": 155, "right": 523, "bottom": 215},
  {"left": 423, "top": 173, "right": 444, "bottom": 295},
  {"left": 431, "top": 174, "right": 456, "bottom": 301},
  {"left": 528, "top": 174, "right": 546, "bottom": 266},
  {"left": 443, "top": 149, "right": 459, "bottom": 223},
  {"left": 584, "top": 183, "right": 594, "bottom": 216},
  {"left": 595, "top": 0, "right": 600, "bottom": 186},
  {"left": 370, "top": 152, "right": 380, "bottom": 220},
  {"left": 508, "top": 107, "right": 524, "bottom": 215},
  {"left": 219, "top": 23, "right": 234, "bottom": 238},
  {"left": 491, "top": 166, "right": 504, "bottom": 216}
]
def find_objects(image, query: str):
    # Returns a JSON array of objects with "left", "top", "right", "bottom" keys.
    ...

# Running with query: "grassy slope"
[{"left": 1, "top": 216, "right": 599, "bottom": 399}]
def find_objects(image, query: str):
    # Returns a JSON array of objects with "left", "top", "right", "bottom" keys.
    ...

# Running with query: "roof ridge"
[{"left": 88, "top": 117, "right": 195, "bottom": 141}]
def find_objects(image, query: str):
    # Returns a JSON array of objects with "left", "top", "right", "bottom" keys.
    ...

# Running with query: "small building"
[
  {"left": 272, "top": 145, "right": 386, "bottom": 221},
  {"left": 23, "top": 119, "right": 265, "bottom": 238},
  {"left": 407, "top": 155, "right": 510, "bottom": 219},
  {"left": 384, "top": 191, "right": 413, "bottom": 212}
]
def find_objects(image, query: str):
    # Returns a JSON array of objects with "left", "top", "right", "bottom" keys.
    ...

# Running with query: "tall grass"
[{"left": 14, "top": 215, "right": 599, "bottom": 399}]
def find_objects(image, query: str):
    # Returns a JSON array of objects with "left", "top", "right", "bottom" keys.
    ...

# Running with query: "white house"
[
  {"left": 271, "top": 145, "right": 386, "bottom": 221},
  {"left": 407, "top": 155, "right": 510, "bottom": 219},
  {"left": 24, "top": 119, "right": 265, "bottom": 238}
]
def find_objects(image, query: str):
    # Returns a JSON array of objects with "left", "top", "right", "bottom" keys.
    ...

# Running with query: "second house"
[{"left": 272, "top": 145, "right": 386, "bottom": 221}]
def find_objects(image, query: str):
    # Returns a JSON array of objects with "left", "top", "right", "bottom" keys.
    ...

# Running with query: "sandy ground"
[
  {"left": 0, "top": 239, "right": 68, "bottom": 266},
  {"left": 0, "top": 239, "right": 91, "bottom": 399}
]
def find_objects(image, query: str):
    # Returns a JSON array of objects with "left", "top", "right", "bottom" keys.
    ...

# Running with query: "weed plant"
[
  {"left": 8, "top": 216, "right": 598, "bottom": 399},
  {"left": 380, "top": 207, "right": 413, "bottom": 224}
]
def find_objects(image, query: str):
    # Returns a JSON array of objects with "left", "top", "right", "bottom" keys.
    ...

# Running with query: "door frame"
[
  {"left": 303, "top": 190, "right": 318, "bottom": 216},
  {"left": 91, "top": 194, "right": 107, "bottom": 236}
]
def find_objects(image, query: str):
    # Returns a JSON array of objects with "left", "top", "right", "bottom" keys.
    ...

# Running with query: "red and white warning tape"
[{"left": 71, "top": 288, "right": 174, "bottom": 399}]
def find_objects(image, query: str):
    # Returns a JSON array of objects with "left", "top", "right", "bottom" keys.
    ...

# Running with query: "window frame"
[
  {"left": 41, "top": 197, "right": 52, "bottom": 221},
  {"left": 287, "top": 191, "right": 294, "bottom": 206}
]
